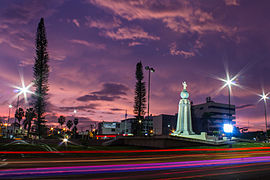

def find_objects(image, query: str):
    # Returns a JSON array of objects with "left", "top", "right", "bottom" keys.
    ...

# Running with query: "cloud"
[
  {"left": 85, "top": 16, "right": 158, "bottom": 42},
  {"left": 89, "top": 0, "right": 237, "bottom": 37},
  {"left": 169, "top": 42, "right": 195, "bottom": 58},
  {"left": 224, "top": 0, "right": 240, "bottom": 6},
  {"left": 77, "top": 94, "right": 118, "bottom": 102},
  {"left": 58, "top": 104, "right": 99, "bottom": 112},
  {"left": 93, "top": 83, "right": 129, "bottom": 96},
  {"left": 72, "top": 19, "right": 80, "bottom": 27},
  {"left": 236, "top": 104, "right": 255, "bottom": 110},
  {"left": 103, "top": 26, "right": 160, "bottom": 40},
  {"left": 128, "top": 42, "right": 143, "bottom": 47},
  {"left": 70, "top": 39, "right": 106, "bottom": 49},
  {"left": 77, "top": 82, "right": 129, "bottom": 102},
  {"left": 110, "top": 108, "right": 124, "bottom": 112},
  {"left": 47, "top": 101, "right": 98, "bottom": 113},
  {"left": 1, "top": 1, "right": 63, "bottom": 25},
  {"left": 0, "top": 37, "right": 25, "bottom": 51},
  {"left": 85, "top": 16, "right": 121, "bottom": 29},
  {"left": 89, "top": 0, "right": 190, "bottom": 21}
]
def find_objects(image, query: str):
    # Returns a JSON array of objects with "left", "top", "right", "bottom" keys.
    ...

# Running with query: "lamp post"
[
  {"left": 7, "top": 104, "right": 12, "bottom": 138},
  {"left": 8, "top": 105, "right": 12, "bottom": 123},
  {"left": 260, "top": 92, "right": 269, "bottom": 142},
  {"left": 124, "top": 110, "right": 127, "bottom": 135},
  {"left": 145, "top": 66, "right": 155, "bottom": 135},
  {"left": 223, "top": 75, "right": 236, "bottom": 140},
  {"left": 224, "top": 76, "right": 235, "bottom": 120}
]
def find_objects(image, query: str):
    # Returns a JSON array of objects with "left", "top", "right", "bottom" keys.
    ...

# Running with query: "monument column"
[{"left": 172, "top": 82, "right": 194, "bottom": 136}]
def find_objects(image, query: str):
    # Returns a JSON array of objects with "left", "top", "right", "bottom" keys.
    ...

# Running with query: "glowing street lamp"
[
  {"left": 12, "top": 78, "right": 34, "bottom": 107},
  {"left": 259, "top": 91, "right": 269, "bottom": 141}
]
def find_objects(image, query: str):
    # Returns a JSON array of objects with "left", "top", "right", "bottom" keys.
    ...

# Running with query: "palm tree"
[
  {"left": 15, "top": 108, "right": 24, "bottom": 128},
  {"left": 74, "top": 118, "right": 78, "bottom": 126},
  {"left": 66, "top": 120, "right": 73, "bottom": 130},
  {"left": 23, "top": 108, "right": 36, "bottom": 138},
  {"left": 58, "top": 116, "right": 66, "bottom": 129},
  {"left": 72, "top": 126, "right": 78, "bottom": 134},
  {"left": 73, "top": 118, "right": 79, "bottom": 136}
]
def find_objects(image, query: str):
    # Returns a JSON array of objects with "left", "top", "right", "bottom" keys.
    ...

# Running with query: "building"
[
  {"left": 142, "top": 116, "right": 153, "bottom": 134},
  {"left": 1, "top": 122, "right": 26, "bottom": 139},
  {"left": 153, "top": 114, "right": 177, "bottom": 135},
  {"left": 97, "top": 121, "right": 121, "bottom": 135},
  {"left": 191, "top": 97, "right": 235, "bottom": 134},
  {"left": 120, "top": 118, "right": 136, "bottom": 135}
]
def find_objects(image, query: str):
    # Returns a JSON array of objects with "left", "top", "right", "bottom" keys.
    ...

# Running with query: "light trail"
[
  {"left": 4, "top": 150, "right": 270, "bottom": 165},
  {"left": 93, "top": 162, "right": 270, "bottom": 180},
  {"left": 164, "top": 165, "right": 270, "bottom": 180},
  {"left": 2, "top": 146, "right": 270, "bottom": 154},
  {"left": 2, "top": 156, "right": 270, "bottom": 179}
]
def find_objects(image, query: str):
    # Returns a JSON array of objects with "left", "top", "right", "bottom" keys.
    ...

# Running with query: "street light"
[
  {"left": 216, "top": 72, "right": 238, "bottom": 140},
  {"left": 259, "top": 91, "right": 269, "bottom": 142},
  {"left": 220, "top": 73, "right": 237, "bottom": 125},
  {"left": 13, "top": 80, "right": 34, "bottom": 106},
  {"left": 145, "top": 66, "right": 155, "bottom": 134}
]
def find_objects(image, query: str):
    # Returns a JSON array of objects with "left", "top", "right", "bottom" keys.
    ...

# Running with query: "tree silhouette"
[
  {"left": 73, "top": 118, "right": 79, "bottom": 136},
  {"left": 23, "top": 108, "right": 36, "bottom": 138},
  {"left": 72, "top": 126, "right": 78, "bottom": 134},
  {"left": 66, "top": 120, "right": 73, "bottom": 130},
  {"left": 15, "top": 108, "right": 24, "bottom": 128},
  {"left": 74, "top": 118, "right": 78, "bottom": 126},
  {"left": 133, "top": 61, "right": 146, "bottom": 135},
  {"left": 32, "top": 18, "right": 50, "bottom": 138},
  {"left": 58, "top": 116, "right": 66, "bottom": 128}
]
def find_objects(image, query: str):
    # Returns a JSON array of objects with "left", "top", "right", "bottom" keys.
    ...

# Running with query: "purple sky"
[{"left": 0, "top": 0, "right": 270, "bottom": 131}]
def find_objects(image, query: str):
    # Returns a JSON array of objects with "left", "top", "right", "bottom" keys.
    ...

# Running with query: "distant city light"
[
  {"left": 223, "top": 124, "right": 233, "bottom": 133},
  {"left": 63, "top": 138, "right": 68, "bottom": 143},
  {"left": 8, "top": 104, "right": 12, "bottom": 108}
]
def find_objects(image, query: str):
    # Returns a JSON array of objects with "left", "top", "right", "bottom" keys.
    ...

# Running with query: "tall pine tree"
[
  {"left": 32, "top": 18, "right": 49, "bottom": 138},
  {"left": 133, "top": 61, "right": 146, "bottom": 136}
]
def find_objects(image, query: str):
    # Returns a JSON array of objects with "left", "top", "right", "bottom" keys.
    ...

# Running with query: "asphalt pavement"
[{"left": 1, "top": 150, "right": 270, "bottom": 179}]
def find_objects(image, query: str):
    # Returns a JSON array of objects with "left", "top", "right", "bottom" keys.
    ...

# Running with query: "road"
[{"left": 1, "top": 149, "right": 270, "bottom": 179}]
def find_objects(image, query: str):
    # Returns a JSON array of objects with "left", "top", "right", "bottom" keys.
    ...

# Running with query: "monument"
[{"left": 172, "top": 82, "right": 195, "bottom": 136}]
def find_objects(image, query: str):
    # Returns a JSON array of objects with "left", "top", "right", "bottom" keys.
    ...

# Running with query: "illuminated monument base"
[{"left": 171, "top": 82, "right": 219, "bottom": 141}]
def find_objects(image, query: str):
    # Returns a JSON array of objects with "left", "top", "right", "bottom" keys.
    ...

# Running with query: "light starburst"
[
  {"left": 11, "top": 72, "right": 34, "bottom": 104},
  {"left": 259, "top": 90, "right": 269, "bottom": 103},
  {"left": 213, "top": 65, "right": 243, "bottom": 95}
]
